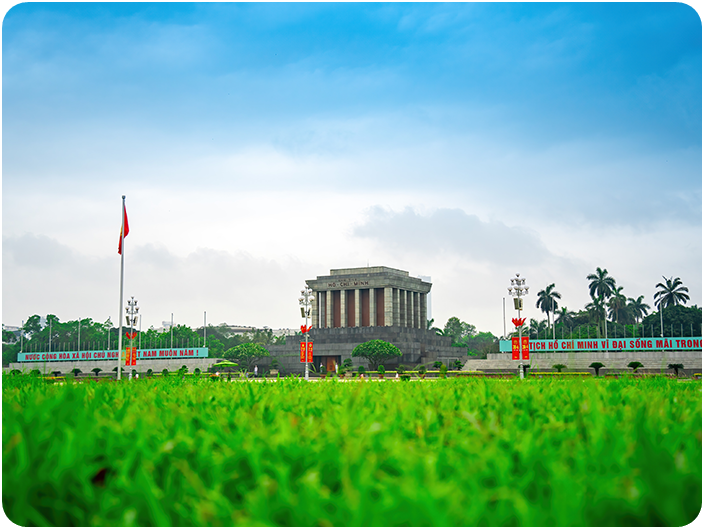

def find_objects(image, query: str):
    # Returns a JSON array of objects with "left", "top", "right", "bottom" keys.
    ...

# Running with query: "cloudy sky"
[{"left": 3, "top": 2, "right": 702, "bottom": 336}]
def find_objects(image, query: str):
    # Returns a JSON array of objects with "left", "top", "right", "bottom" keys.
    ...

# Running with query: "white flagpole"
[{"left": 117, "top": 195, "right": 126, "bottom": 380}]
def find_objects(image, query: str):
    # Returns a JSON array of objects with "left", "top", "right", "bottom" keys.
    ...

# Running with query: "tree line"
[
  {"left": 521, "top": 270, "right": 700, "bottom": 340},
  {"left": 2, "top": 315, "right": 285, "bottom": 366}
]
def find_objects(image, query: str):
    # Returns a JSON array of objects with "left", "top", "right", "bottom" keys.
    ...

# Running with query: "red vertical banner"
[
  {"left": 131, "top": 347, "right": 137, "bottom": 366},
  {"left": 511, "top": 337, "right": 519, "bottom": 360},
  {"left": 307, "top": 342, "right": 313, "bottom": 363},
  {"left": 300, "top": 342, "right": 306, "bottom": 362},
  {"left": 521, "top": 336, "right": 530, "bottom": 360},
  {"left": 125, "top": 348, "right": 131, "bottom": 366}
]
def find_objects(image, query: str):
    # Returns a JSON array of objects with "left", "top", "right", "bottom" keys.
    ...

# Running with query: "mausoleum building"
[
  {"left": 307, "top": 267, "right": 431, "bottom": 329},
  {"left": 266, "top": 266, "right": 461, "bottom": 373}
]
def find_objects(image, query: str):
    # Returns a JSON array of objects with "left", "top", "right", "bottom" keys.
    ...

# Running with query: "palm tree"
[
  {"left": 584, "top": 297, "right": 604, "bottom": 338},
  {"left": 607, "top": 286, "right": 630, "bottom": 324},
  {"left": 627, "top": 295, "right": 650, "bottom": 324},
  {"left": 587, "top": 267, "right": 616, "bottom": 337},
  {"left": 654, "top": 276, "right": 690, "bottom": 309},
  {"left": 555, "top": 307, "right": 576, "bottom": 328},
  {"left": 529, "top": 318, "right": 548, "bottom": 340},
  {"left": 536, "top": 283, "right": 562, "bottom": 340}
]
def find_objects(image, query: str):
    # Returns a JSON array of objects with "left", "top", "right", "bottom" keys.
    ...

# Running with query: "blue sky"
[{"left": 3, "top": 2, "right": 701, "bottom": 335}]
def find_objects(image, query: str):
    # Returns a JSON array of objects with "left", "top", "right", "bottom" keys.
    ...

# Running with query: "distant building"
[{"left": 266, "top": 266, "right": 461, "bottom": 374}]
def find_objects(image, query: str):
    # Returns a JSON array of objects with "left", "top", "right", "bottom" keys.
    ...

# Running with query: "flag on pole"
[{"left": 118, "top": 204, "right": 129, "bottom": 254}]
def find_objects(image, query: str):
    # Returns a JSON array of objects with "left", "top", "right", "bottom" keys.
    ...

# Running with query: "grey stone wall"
[
  {"left": 263, "top": 326, "right": 464, "bottom": 374},
  {"left": 464, "top": 350, "right": 702, "bottom": 373},
  {"left": 9, "top": 357, "right": 221, "bottom": 375}
]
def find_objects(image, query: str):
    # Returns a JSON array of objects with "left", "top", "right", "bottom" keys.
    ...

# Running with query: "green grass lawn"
[{"left": 3, "top": 375, "right": 701, "bottom": 526}]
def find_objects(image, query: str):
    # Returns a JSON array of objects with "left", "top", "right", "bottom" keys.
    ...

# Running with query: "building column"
[
  {"left": 420, "top": 293, "right": 427, "bottom": 329},
  {"left": 354, "top": 289, "right": 361, "bottom": 327},
  {"left": 399, "top": 290, "right": 405, "bottom": 327},
  {"left": 326, "top": 290, "right": 333, "bottom": 328},
  {"left": 413, "top": 292, "right": 419, "bottom": 328},
  {"left": 369, "top": 288, "right": 376, "bottom": 326},
  {"left": 340, "top": 289, "right": 347, "bottom": 328},
  {"left": 312, "top": 291, "right": 319, "bottom": 328},
  {"left": 410, "top": 291, "right": 416, "bottom": 328},
  {"left": 384, "top": 287, "right": 394, "bottom": 327},
  {"left": 403, "top": 290, "right": 410, "bottom": 327}
]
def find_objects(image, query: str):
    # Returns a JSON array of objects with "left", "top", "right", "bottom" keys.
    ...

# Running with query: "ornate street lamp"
[
  {"left": 299, "top": 286, "right": 315, "bottom": 381},
  {"left": 508, "top": 273, "right": 529, "bottom": 379},
  {"left": 125, "top": 297, "right": 139, "bottom": 380}
]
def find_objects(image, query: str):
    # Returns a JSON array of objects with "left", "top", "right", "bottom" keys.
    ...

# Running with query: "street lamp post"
[
  {"left": 508, "top": 273, "right": 529, "bottom": 379},
  {"left": 299, "top": 286, "right": 315, "bottom": 381},
  {"left": 126, "top": 297, "right": 139, "bottom": 380}
]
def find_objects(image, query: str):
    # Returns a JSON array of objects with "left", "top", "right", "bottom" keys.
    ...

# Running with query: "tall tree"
[
  {"left": 627, "top": 295, "right": 650, "bottom": 324},
  {"left": 584, "top": 298, "right": 604, "bottom": 338},
  {"left": 529, "top": 318, "right": 548, "bottom": 340},
  {"left": 587, "top": 267, "right": 616, "bottom": 336},
  {"left": 607, "top": 286, "right": 630, "bottom": 324},
  {"left": 442, "top": 317, "right": 476, "bottom": 346},
  {"left": 555, "top": 307, "right": 576, "bottom": 328},
  {"left": 654, "top": 276, "right": 690, "bottom": 309},
  {"left": 536, "top": 283, "right": 561, "bottom": 339}
]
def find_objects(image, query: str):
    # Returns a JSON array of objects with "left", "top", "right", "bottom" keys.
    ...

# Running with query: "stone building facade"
[
  {"left": 307, "top": 266, "right": 431, "bottom": 329},
  {"left": 266, "top": 266, "right": 461, "bottom": 374}
]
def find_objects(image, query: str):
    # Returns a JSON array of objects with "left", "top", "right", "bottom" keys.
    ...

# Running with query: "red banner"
[
  {"left": 521, "top": 336, "right": 530, "bottom": 360},
  {"left": 300, "top": 342, "right": 306, "bottom": 362},
  {"left": 511, "top": 337, "right": 530, "bottom": 360},
  {"left": 307, "top": 342, "right": 313, "bottom": 363},
  {"left": 125, "top": 348, "right": 131, "bottom": 366},
  {"left": 131, "top": 347, "right": 137, "bottom": 366}
]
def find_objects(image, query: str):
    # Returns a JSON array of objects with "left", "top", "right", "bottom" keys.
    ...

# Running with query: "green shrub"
[
  {"left": 552, "top": 364, "right": 567, "bottom": 373},
  {"left": 628, "top": 361, "right": 644, "bottom": 372},
  {"left": 358, "top": 365, "right": 366, "bottom": 374},
  {"left": 590, "top": 362, "right": 605, "bottom": 377},
  {"left": 351, "top": 340, "right": 402, "bottom": 371},
  {"left": 162, "top": 369, "right": 169, "bottom": 376},
  {"left": 668, "top": 363, "right": 685, "bottom": 377},
  {"left": 378, "top": 365, "right": 386, "bottom": 375}
]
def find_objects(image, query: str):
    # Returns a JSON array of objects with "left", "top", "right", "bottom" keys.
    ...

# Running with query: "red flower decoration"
[
  {"left": 125, "top": 331, "right": 137, "bottom": 340},
  {"left": 511, "top": 318, "right": 526, "bottom": 327},
  {"left": 300, "top": 325, "right": 312, "bottom": 334}
]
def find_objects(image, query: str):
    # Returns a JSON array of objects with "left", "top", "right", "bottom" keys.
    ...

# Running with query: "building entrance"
[{"left": 313, "top": 355, "right": 341, "bottom": 374}]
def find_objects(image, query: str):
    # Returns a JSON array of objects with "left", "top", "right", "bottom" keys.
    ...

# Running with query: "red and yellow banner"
[
  {"left": 124, "top": 347, "right": 137, "bottom": 366},
  {"left": 300, "top": 342, "right": 314, "bottom": 362},
  {"left": 511, "top": 337, "right": 530, "bottom": 360}
]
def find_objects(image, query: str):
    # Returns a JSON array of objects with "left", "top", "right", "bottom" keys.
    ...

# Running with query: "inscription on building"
[{"left": 327, "top": 280, "right": 370, "bottom": 288}]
